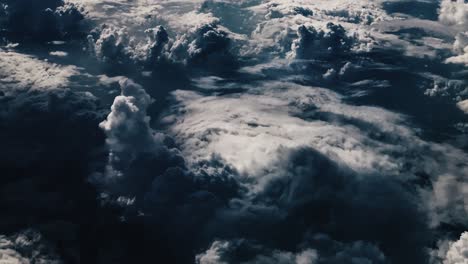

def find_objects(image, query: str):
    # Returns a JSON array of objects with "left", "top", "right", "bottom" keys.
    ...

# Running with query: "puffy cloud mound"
[
  {"left": 443, "top": 232, "right": 468, "bottom": 264},
  {"left": 289, "top": 23, "right": 355, "bottom": 60},
  {"left": 0, "top": 229, "right": 62, "bottom": 264},
  {"left": 1, "top": 1, "right": 467, "bottom": 263},
  {"left": 169, "top": 23, "right": 238, "bottom": 71},
  {"left": 168, "top": 80, "right": 468, "bottom": 262},
  {"left": 0, "top": 89, "right": 106, "bottom": 263},
  {"left": 439, "top": 0, "right": 468, "bottom": 66},
  {"left": 142, "top": 26, "right": 169, "bottom": 65},
  {"left": 89, "top": 24, "right": 170, "bottom": 66},
  {"left": 0, "top": 50, "right": 81, "bottom": 93},
  {"left": 439, "top": 0, "right": 468, "bottom": 28},
  {"left": 0, "top": 0, "right": 85, "bottom": 41},
  {"left": 88, "top": 21, "right": 236, "bottom": 73},
  {"left": 446, "top": 32, "right": 468, "bottom": 66},
  {"left": 97, "top": 78, "right": 166, "bottom": 184},
  {"left": 196, "top": 237, "right": 388, "bottom": 264},
  {"left": 196, "top": 239, "right": 318, "bottom": 264},
  {"left": 89, "top": 24, "right": 132, "bottom": 65},
  {"left": 427, "top": 174, "right": 468, "bottom": 228}
]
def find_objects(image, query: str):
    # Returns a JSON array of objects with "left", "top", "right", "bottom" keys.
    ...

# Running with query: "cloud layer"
[{"left": 0, "top": 0, "right": 467, "bottom": 263}]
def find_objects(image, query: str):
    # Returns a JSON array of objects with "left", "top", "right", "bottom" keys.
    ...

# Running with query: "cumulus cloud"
[
  {"left": 0, "top": 0, "right": 85, "bottom": 41},
  {"left": 0, "top": 88, "right": 106, "bottom": 264},
  {"left": 446, "top": 32, "right": 468, "bottom": 66},
  {"left": 288, "top": 23, "right": 355, "bottom": 60},
  {"left": 196, "top": 237, "right": 388, "bottom": 264},
  {"left": 458, "top": 100, "right": 468, "bottom": 114},
  {"left": 168, "top": 22, "right": 238, "bottom": 71},
  {"left": 1, "top": 1, "right": 468, "bottom": 263},
  {"left": 439, "top": 0, "right": 468, "bottom": 65},
  {"left": 0, "top": 229, "right": 62, "bottom": 264},
  {"left": 439, "top": 0, "right": 468, "bottom": 28},
  {"left": 167, "top": 81, "right": 434, "bottom": 180},
  {"left": 444, "top": 232, "right": 468, "bottom": 264},
  {"left": 88, "top": 19, "right": 237, "bottom": 73},
  {"left": 96, "top": 78, "right": 166, "bottom": 184},
  {"left": 167, "top": 79, "right": 468, "bottom": 262},
  {"left": 196, "top": 239, "right": 318, "bottom": 264},
  {"left": 89, "top": 24, "right": 132, "bottom": 65},
  {"left": 141, "top": 26, "right": 169, "bottom": 65},
  {"left": 426, "top": 175, "right": 468, "bottom": 227},
  {"left": 0, "top": 50, "right": 81, "bottom": 94}
]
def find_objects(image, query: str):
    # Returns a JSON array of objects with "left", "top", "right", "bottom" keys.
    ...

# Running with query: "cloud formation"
[
  {"left": 0, "top": 0, "right": 467, "bottom": 263},
  {"left": 0, "top": 0, "right": 85, "bottom": 41}
]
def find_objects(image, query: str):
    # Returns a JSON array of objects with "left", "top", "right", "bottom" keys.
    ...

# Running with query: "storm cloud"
[{"left": 0, "top": 0, "right": 467, "bottom": 263}]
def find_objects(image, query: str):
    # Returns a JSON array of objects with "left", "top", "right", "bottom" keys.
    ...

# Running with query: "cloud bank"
[{"left": 0, "top": 0, "right": 467, "bottom": 263}]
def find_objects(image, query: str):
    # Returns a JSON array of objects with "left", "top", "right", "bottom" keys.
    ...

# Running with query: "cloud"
[
  {"left": 0, "top": 0, "right": 85, "bottom": 41},
  {"left": 49, "top": 51, "right": 68, "bottom": 57},
  {"left": 0, "top": 50, "right": 81, "bottom": 94},
  {"left": 425, "top": 174, "right": 468, "bottom": 228},
  {"left": 446, "top": 32, "right": 468, "bottom": 66},
  {"left": 89, "top": 24, "right": 132, "bottom": 65},
  {"left": 0, "top": 88, "right": 106, "bottom": 264},
  {"left": 141, "top": 26, "right": 169, "bottom": 66},
  {"left": 87, "top": 19, "right": 237, "bottom": 73},
  {"left": 439, "top": 0, "right": 468, "bottom": 28},
  {"left": 458, "top": 100, "right": 468, "bottom": 114},
  {"left": 1, "top": 1, "right": 467, "bottom": 263},
  {"left": 442, "top": 232, "right": 468, "bottom": 264},
  {"left": 196, "top": 236, "right": 389, "bottom": 264},
  {"left": 167, "top": 81, "right": 420, "bottom": 180},
  {"left": 168, "top": 22, "right": 238, "bottom": 71},
  {"left": 196, "top": 239, "right": 318, "bottom": 264},
  {"left": 288, "top": 23, "right": 355, "bottom": 60},
  {"left": 166, "top": 79, "right": 468, "bottom": 262},
  {"left": 0, "top": 229, "right": 62, "bottom": 264},
  {"left": 95, "top": 78, "right": 168, "bottom": 186},
  {"left": 439, "top": 0, "right": 468, "bottom": 66},
  {"left": 208, "top": 147, "right": 429, "bottom": 263}
]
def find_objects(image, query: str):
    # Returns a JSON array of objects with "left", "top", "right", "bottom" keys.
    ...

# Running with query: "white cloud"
[
  {"left": 439, "top": 0, "right": 468, "bottom": 28},
  {"left": 196, "top": 240, "right": 318, "bottom": 264},
  {"left": 98, "top": 78, "right": 164, "bottom": 181},
  {"left": 167, "top": 79, "right": 468, "bottom": 225},
  {"left": 0, "top": 50, "right": 80, "bottom": 94},
  {"left": 0, "top": 230, "right": 61, "bottom": 264},
  {"left": 195, "top": 240, "right": 229, "bottom": 264},
  {"left": 443, "top": 232, "right": 468, "bottom": 264},
  {"left": 426, "top": 175, "right": 468, "bottom": 228},
  {"left": 458, "top": 100, "right": 468, "bottom": 114},
  {"left": 49, "top": 51, "right": 68, "bottom": 57},
  {"left": 446, "top": 32, "right": 468, "bottom": 66},
  {"left": 439, "top": 0, "right": 468, "bottom": 66}
]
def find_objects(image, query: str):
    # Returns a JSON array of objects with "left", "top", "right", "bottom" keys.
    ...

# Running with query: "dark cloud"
[
  {"left": 0, "top": 0, "right": 85, "bottom": 41},
  {"left": 208, "top": 147, "right": 431, "bottom": 264},
  {"left": 291, "top": 23, "right": 355, "bottom": 60},
  {"left": 144, "top": 26, "right": 170, "bottom": 66},
  {"left": 1, "top": 1, "right": 467, "bottom": 263},
  {"left": 0, "top": 89, "right": 107, "bottom": 263},
  {"left": 0, "top": 229, "right": 63, "bottom": 263},
  {"left": 169, "top": 23, "right": 239, "bottom": 73}
]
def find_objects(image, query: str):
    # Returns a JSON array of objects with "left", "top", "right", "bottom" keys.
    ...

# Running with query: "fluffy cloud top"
[
  {"left": 443, "top": 232, "right": 468, "bottom": 264},
  {"left": 0, "top": 229, "right": 61, "bottom": 264},
  {"left": 196, "top": 240, "right": 318, "bottom": 264},
  {"left": 1, "top": 0, "right": 467, "bottom": 263},
  {"left": 439, "top": 0, "right": 468, "bottom": 65},
  {"left": 289, "top": 23, "right": 355, "bottom": 60},
  {"left": 439, "top": 0, "right": 468, "bottom": 28},
  {"left": 0, "top": 0, "right": 85, "bottom": 40},
  {"left": 0, "top": 50, "right": 80, "bottom": 94},
  {"left": 98, "top": 78, "right": 164, "bottom": 182}
]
